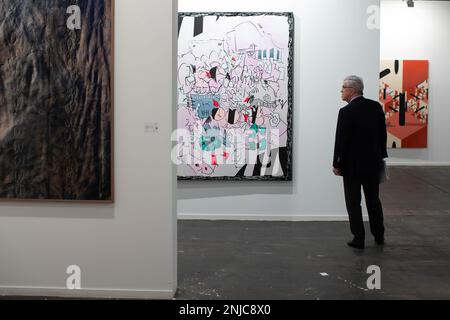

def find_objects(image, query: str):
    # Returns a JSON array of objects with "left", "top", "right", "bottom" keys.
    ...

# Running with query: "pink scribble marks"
[{"left": 211, "top": 154, "right": 218, "bottom": 166}]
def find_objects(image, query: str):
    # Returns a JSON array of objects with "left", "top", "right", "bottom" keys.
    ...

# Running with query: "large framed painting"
[
  {"left": 0, "top": 0, "right": 114, "bottom": 201},
  {"left": 379, "top": 60, "right": 429, "bottom": 149},
  {"left": 177, "top": 12, "right": 294, "bottom": 180}
]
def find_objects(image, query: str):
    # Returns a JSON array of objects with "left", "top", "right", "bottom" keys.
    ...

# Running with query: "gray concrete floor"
[{"left": 176, "top": 167, "right": 450, "bottom": 300}]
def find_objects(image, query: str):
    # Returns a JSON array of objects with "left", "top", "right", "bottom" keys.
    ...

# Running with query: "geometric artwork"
[
  {"left": 379, "top": 60, "right": 429, "bottom": 148},
  {"left": 177, "top": 12, "right": 294, "bottom": 180},
  {"left": 0, "top": 1, "right": 114, "bottom": 201}
]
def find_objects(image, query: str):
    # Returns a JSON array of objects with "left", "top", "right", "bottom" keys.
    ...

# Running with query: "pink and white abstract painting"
[{"left": 177, "top": 13, "right": 294, "bottom": 180}]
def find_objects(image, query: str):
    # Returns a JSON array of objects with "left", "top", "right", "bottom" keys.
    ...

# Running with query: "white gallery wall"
[
  {"left": 381, "top": 0, "right": 450, "bottom": 165},
  {"left": 178, "top": 0, "right": 381, "bottom": 220},
  {"left": 0, "top": 0, "right": 177, "bottom": 298}
]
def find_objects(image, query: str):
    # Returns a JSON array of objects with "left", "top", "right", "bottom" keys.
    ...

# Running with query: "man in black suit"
[{"left": 333, "top": 75, "right": 388, "bottom": 250}]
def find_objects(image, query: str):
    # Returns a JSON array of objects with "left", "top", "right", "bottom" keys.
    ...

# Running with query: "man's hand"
[{"left": 333, "top": 167, "right": 342, "bottom": 176}]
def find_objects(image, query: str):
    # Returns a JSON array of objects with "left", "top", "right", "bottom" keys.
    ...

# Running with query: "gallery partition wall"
[
  {"left": 177, "top": 0, "right": 381, "bottom": 221},
  {"left": 0, "top": 0, "right": 177, "bottom": 299}
]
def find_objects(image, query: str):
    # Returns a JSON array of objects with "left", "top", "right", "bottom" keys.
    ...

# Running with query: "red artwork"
[{"left": 379, "top": 60, "right": 429, "bottom": 148}]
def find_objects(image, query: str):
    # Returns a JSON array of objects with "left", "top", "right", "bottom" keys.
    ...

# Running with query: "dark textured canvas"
[{"left": 0, "top": 0, "right": 113, "bottom": 201}]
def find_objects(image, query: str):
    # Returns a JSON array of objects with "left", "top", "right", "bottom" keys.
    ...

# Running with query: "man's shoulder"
[
  {"left": 339, "top": 97, "right": 381, "bottom": 113},
  {"left": 357, "top": 96, "right": 379, "bottom": 104},
  {"left": 340, "top": 101, "right": 357, "bottom": 114},
  {"left": 352, "top": 97, "right": 382, "bottom": 108},
  {"left": 363, "top": 97, "right": 381, "bottom": 105},
  {"left": 339, "top": 104, "right": 351, "bottom": 112}
]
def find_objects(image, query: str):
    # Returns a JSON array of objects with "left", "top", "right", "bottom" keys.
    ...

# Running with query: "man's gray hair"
[{"left": 344, "top": 75, "right": 364, "bottom": 94}]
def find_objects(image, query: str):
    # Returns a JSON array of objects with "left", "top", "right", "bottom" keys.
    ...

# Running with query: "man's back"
[{"left": 334, "top": 96, "right": 388, "bottom": 177}]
